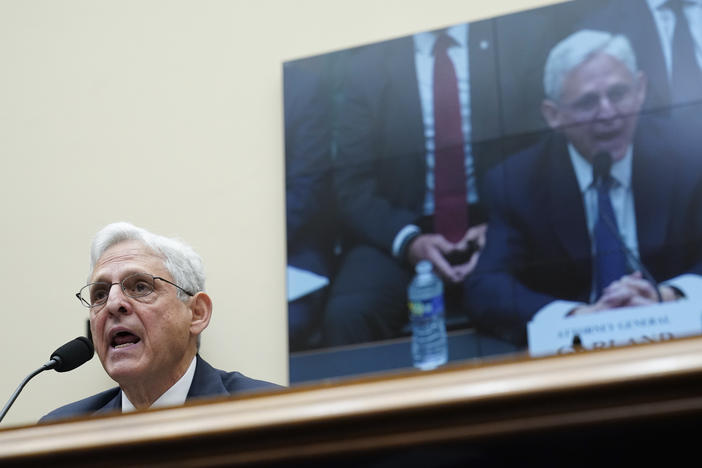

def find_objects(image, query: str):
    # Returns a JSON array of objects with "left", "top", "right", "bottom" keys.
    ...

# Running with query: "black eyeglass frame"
[{"left": 76, "top": 273, "right": 195, "bottom": 308}]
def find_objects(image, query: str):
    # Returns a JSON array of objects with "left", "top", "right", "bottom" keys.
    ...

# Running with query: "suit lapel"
[
  {"left": 383, "top": 36, "right": 426, "bottom": 211},
  {"left": 468, "top": 20, "right": 504, "bottom": 193},
  {"left": 385, "top": 36, "right": 424, "bottom": 157},
  {"left": 548, "top": 134, "right": 591, "bottom": 262},
  {"left": 186, "top": 355, "right": 229, "bottom": 399},
  {"left": 468, "top": 19, "right": 501, "bottom": 145},
  {"left": 95, "top": 390, "right": 122, "bottom": 415},
  {"left": 632, "top": 124, "right": 672, "bottom": 260}
]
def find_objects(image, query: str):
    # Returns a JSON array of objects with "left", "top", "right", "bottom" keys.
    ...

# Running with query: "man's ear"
[
  {"left": 189, "top": 292, "right": 212, "bottom": 336},
  {"left": 634, "top": 71, "right": 648, "bottom": 109},
  {"left": 541, "top": 99, "right": 562, "bottom": 129}
]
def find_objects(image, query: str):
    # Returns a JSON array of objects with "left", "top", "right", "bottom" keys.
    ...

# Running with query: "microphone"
[
  {"left": 0, "top": 336, "right": 94, "bottom": 423},
  {"left": 48, "top": 336, "right": 95, "bottom": 372},
  {"left": 592, "top": 152, "right": 663, "bottom": 303},
  {"left": 593, "top": 151, "right": 613, "bottom": 185}
]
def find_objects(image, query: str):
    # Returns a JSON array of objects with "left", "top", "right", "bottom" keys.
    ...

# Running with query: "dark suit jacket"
[
  {"left": 39, "top": 355, "right": 281, "bottom": 423},
  {"left": 465, "top": 118, "right": 702, "bottom": 346},
  {"left": 284, "top": 55, "right": 334, "bottom": 264},
  {"left": 334, "top": 21, "right": 503, "bottom": 253}
]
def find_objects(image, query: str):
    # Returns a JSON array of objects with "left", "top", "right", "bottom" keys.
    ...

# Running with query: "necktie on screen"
[
  {"left": 667, "top": 0, "right": 702, "bottom": 104},
  {"left": 433, "top": 33, "right": 468, "bottom": 243},
  {"left": 593, "top": 156, "right": 629, "bottom": 299}
]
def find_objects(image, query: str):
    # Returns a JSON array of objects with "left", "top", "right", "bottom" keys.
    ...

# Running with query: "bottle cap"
[{"left": 415, "top": 260, "right": 432, "bottom": 275}]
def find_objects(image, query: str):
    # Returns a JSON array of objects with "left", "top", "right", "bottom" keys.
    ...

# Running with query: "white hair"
[
  {"left": 88, "top": 222, "right": 205, "bottom": 301},
  {"left": 543, "top": 29, "right": 638, "bottom": 101}
]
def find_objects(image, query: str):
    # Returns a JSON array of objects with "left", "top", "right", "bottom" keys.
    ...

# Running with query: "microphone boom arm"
[
  {"left": 0, "top": 360, "right": 55, "bottom": 423},
  {"left": 0, "top": 336, "right": 93, "bottom": 424}
]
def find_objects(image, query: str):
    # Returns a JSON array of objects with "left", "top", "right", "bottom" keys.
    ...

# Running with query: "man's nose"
[
  {"left": 104, "top": 284, "right": 130, "bottom": 314},
  {"left": 596, "top": 94, "right": 617, "bottom": 118}
]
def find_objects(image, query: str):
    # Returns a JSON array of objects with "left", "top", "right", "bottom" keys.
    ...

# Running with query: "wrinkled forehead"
[
  {"left": 563, "top": 53, "right": 634, "bottom": 94},
  {"left": 91, "top": 240, "right": 167, "bottom": 282}
]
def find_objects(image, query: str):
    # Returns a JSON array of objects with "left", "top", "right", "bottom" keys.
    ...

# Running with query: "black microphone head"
[
  {"left": 592, "top": 151, "right": 613, "bottom": 183},
  {"left": 50, "top": 336, "right": 94, "bottom": 373}
]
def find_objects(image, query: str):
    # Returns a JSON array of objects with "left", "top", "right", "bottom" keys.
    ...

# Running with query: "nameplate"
[{"left": 527, "top": 300, "right": 702, "bottom": 357}]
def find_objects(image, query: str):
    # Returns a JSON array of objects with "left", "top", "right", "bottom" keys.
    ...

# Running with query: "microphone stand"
[{"left": 0, "top": 360, "right": 56, "bottom": 423}]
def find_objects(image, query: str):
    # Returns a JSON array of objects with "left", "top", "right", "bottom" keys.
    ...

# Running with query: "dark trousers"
[{"left": 323, "top": 206, "right": 484, "bottom": 347}]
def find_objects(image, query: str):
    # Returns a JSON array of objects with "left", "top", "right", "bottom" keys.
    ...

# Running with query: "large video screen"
[{"left": 283, "top": 0, "right": 702, "bottom": 381}]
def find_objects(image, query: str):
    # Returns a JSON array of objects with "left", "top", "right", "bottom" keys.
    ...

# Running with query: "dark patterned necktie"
[
  {"left": 667, "top": 0, "right": 702, "bottom": 104},
  {"left": 432, "top": 33, "right": 468, "bottom": 243},
  {"left": 593, "top": 154, "right": 629, "bottom": 298}
]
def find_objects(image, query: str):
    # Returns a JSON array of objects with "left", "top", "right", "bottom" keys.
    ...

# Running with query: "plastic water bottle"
[{"left": 408, "top": 260, "right": 448, "bottom": 370}]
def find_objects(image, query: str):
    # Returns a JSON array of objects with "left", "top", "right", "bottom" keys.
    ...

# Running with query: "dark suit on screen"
[
  {"left": 323, "top": 22, "right": 504, "bottom": 345},
  {"left": 284, "top": 56, "right": 337, "bottom": 350},
  {"left": 464, "top": 118, "right": 702, "bottom": 346},
  {"left": 39, "top": 355, "right": 280, "bottom": 423}
]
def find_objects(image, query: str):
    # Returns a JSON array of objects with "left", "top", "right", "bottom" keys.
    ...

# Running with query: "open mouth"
[{"left": 111, "top": 331, "right": 141, "bottom": 349}]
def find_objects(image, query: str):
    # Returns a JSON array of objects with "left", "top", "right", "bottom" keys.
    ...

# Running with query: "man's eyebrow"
[{"left": 90, "top": 269, "right": 148, "bottom": 283}]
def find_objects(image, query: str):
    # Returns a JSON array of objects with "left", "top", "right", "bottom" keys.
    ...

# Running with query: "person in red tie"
[
  {"left": 322, "top": 22, "right": 497, "bottom": 346},
  {"left": 321, "top": 2, "right": 602, "bottom": 347}
]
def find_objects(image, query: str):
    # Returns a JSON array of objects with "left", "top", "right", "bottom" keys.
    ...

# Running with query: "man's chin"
[
  {"left": 591, "top": 141, "right": 628, "bottom": 161},
  {"left": 103, "top": 353, "right": 144, "bottom": 382},
  {"left": 603, "top": 146, "right": 628, "bottom": 161}
]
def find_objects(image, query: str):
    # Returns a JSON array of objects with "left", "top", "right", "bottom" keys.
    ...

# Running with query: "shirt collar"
[
  {"left": 121, "top": 356, "right": 197, "bottom": 413},
  {"left": 413, "top": 23, "right": 468, "bottom": 56},
  {"left": 568, "top": 143, "right": 633, "bottom": 194}
]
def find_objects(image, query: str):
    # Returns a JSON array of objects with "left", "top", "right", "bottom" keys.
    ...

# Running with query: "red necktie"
[{"left": 433, "top": 33, "right": 468, "bottom": 243}]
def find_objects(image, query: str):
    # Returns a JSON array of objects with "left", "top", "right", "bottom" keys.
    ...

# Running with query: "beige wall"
[{"left": 0, "top": 0, "right": 560, "bottom": 427}]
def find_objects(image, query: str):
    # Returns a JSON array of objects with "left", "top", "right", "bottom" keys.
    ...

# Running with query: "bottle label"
[{"left": 408, "top": 295, "right": 444, "bottom": 318}]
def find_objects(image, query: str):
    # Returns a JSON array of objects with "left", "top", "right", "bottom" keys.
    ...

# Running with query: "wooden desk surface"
[{"left": 2, "top": 337, "right": 702, "bottom": 466}]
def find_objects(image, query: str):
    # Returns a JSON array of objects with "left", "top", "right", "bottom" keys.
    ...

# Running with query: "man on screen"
[
  {"left": 465, "top": 30, "right": 702, "bottom": 346},
  {"left": 321, "top": 22, "right": 497, "bottom": 346},
  {"left": 41, "top": 222, "right": 279, "bottom": 422}
]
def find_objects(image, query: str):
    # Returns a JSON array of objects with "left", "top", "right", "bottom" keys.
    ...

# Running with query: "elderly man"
[
  {"left": 465, "top": 30, "right": 702, "bottom": 346},
  {"left": 41, "top": 222, "right": 279, "bottom": 421}
]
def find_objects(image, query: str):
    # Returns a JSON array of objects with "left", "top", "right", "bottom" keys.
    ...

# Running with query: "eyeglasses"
[
  {"left": 76, "top": 272, "right": 195, "bottom": 308},
  {"left": 563, "top": 82, "right": 639, "bottom": 119}
]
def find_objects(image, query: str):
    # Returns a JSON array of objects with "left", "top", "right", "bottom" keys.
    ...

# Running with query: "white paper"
[{"left": 287, "top": 265, "right": 329, "bottom": 302}]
